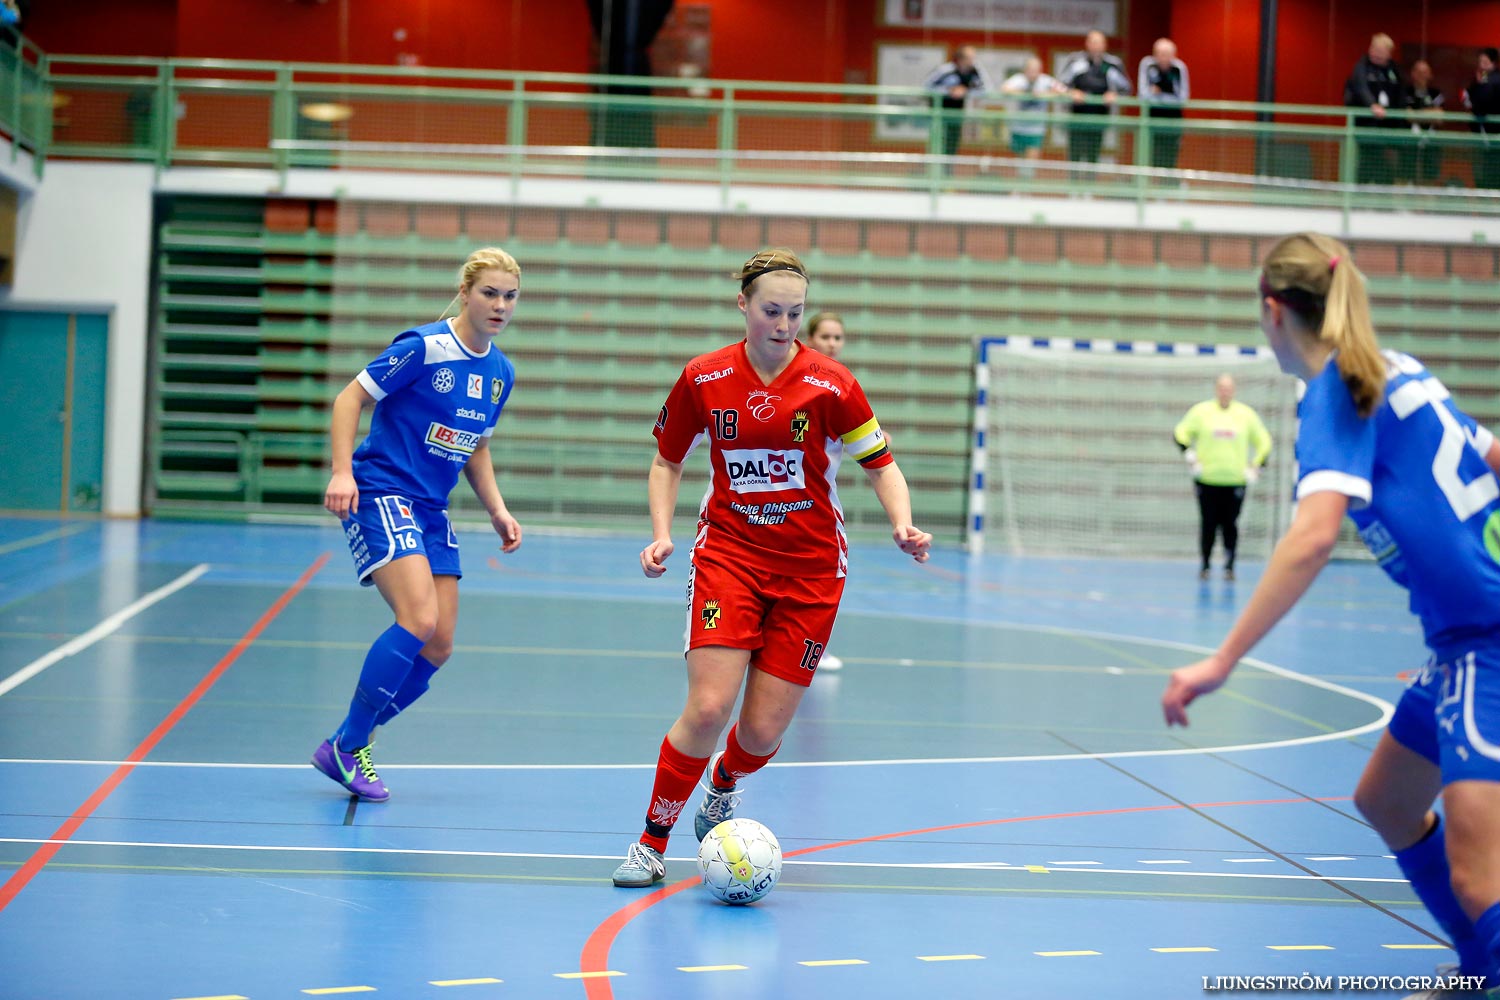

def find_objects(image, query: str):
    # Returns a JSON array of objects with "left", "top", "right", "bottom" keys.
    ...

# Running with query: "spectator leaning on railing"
[
  {"left": 1462, "top": 48, "right": 1500, "bottom": 190},
  {"left": 1059, "top": 30, "right": 1132, "bottom": 167},
  {"left": 1138, "top": 38, "right": 1190, "bottom": 170},
  {"left": 923, "top": 45, "right": 994, "bottom": 172},
  {"left": 1343, "top": 33, "right": 1406, "bottom": 186},
  {"left": 999, "top": 56, "right": 1067, "bottom": 178},
  {"left": 1400, "top": 59, "right": 1445, "bottom": 185}
]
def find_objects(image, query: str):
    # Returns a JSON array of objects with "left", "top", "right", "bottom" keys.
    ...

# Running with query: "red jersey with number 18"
[{"left": 653, "top": 341, "right": 893, "bottom": 579}]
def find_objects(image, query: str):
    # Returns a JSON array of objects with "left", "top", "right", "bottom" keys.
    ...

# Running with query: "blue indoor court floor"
[{"left": 0, "top": 516, "right": 1454, "bottom": 1000}]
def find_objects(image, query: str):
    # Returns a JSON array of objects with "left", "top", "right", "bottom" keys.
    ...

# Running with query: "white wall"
[{"left": 2, "top": 162, "right": 155, "bottom": 517}]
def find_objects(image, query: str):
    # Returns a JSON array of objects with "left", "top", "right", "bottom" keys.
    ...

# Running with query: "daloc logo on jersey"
[
  {"left": 722, "top": 448, "right": 805, "bottom": 494},
  {"left": 700, "top": 599, "right": 721, "bottom": 630},
  {"left": 432, "top": 368, "right": 456, "bottom": 393},
  {"left": 491, "top": 377, "right": 505, "bottom": 404},
  {"left": 467, "top": 374, "right": 484, "bottom": 399},
  {"left": 790, "top": 410, "right": 809, "bottom": 443}
]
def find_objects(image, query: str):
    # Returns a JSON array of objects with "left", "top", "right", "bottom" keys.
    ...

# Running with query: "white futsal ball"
[{"left": 696, "top": 818, "right": 782, "bottom": 905}]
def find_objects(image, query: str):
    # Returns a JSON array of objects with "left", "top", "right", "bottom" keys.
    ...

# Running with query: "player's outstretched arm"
[
  {"left": 641, "top": 452, "right": 684, "bottom": 578},
  {"left": 464, "top": 440, "right": 522, "bottom": 553},
  {"left": 324, "top": 379, "right": 375, "bottom": 518},
  {"left": 1162, "top": 490, "right": 1347, "bottom": 727},
  {"left": 863, "top": 462, "right": 932, "bottom": 563}
]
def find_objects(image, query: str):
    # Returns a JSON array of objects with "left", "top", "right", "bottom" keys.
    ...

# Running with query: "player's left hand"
[
  {"left": 893, "top": 524, "right": 932, "bottom": 563},
  {"left": 1161, "top": 657, "right": 1233, "bottom": 727},
  {"left": 1244, "top": 465, "right": 1260, "bottom": 484},
  {"left": 491, "top": 509, "right": 522, "bottom": 553}
]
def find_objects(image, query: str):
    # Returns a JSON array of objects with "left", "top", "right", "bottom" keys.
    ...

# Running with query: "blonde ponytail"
[{"left": 1261, "top": 232, "right": 1386, "bottom": 418}]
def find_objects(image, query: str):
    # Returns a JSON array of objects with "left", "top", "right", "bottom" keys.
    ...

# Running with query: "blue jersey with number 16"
[{"left": 1295, "top": 350, "right": 1500, "bottom": 656}]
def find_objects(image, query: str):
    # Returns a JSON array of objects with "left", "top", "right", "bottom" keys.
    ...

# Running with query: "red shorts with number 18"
[{"left": 684, "top": 546, "right": 845, "bottom": 687}]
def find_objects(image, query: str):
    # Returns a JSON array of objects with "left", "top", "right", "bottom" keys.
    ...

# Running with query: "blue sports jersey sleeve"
[
  {"left": 1295, "top": 364, "right": 1377, "bottom": 508},
  {"left": 356, "top": 331, "right": 426, "bottom": 401}
]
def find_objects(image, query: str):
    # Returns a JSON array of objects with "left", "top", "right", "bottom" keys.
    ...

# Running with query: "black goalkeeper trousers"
[{"left": 1195, "top": 482, "right": 1246, "bottom": 570}]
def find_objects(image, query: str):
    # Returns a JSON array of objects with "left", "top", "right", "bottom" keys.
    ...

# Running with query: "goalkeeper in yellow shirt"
[{"left": 1174, "top": 374, "right": 1272, "bottom": 581}]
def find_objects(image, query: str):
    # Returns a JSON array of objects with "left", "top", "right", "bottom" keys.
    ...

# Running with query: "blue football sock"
[
  {"left": 373, "top": 654, "right": 439, "bottom": 727},
  {"left": 1475, "top": 900, "right": 1500, "bottom": 988},
  {"left": 1394, "top": 815, "right": 1487, "bottom": 976},
  {"left": 334, "top": 623, "right": 425, "bottom": 749}
]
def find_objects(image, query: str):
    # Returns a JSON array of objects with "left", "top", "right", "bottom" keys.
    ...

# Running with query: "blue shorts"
[
  {"left": 341, "top": 494, "right": 461, "bottom": 586},
  {"left": 1388, "top": 641, "right": 1500, "bottom": 785}
]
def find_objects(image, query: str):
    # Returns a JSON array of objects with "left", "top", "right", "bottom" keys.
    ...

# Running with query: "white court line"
[
  {"left": 0, "top": 837, "right": 1408, "bottom": 883},
  {"left": 0, "top": 564, "right": 210, "bottom": 699},
  {"left": 0, "top": 622, "right": 1392, "bottom": 765},
  {"left": 0, "top": 523, "right": 89, "bottom": 557}
]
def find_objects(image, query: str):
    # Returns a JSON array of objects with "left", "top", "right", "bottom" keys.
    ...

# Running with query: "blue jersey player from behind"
[
  {"left": 315, "top": 247, "right": 523, "bottom": 802},
  {"left": 1162, "top": 233, "right": 1500, "bottom": 996}
]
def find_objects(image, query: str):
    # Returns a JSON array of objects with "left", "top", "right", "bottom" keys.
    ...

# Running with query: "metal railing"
[
  {"left": 0, "top": 34, "right": 51, "bottom": 173},
  {"left": 33, "top": 51, "right": 1500, "bottom": 221}
]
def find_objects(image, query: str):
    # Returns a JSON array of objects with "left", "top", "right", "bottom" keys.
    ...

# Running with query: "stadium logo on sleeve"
[
  {"left": 747, "top": 389, "right": 780, "bottom": 422},
  {"left": 695, "top": 366, "right": 734, "bottom": 385},
  {"left": 722, "top": 448, "right": 805, "bottom": 493},
  {"left": 790, "top": 411, "right": 809, "bottom": 443},
  {"left": 491, "top": 377, "right": 504, "bottom": 404},
  {"left": 801, "top": 374, "right": 842, "bottom": 397},
  {"left": 432, "top": 368, "right": 456, "bottom": 393},
  {"left": 700, "top": 599, "right": 721, "bottom": 630}
]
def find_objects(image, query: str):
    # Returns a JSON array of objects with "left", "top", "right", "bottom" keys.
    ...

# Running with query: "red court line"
[
  {"left": 0, "top": 553, "right": 330, "bottom": 914},
  {"left": 578, "top": 794, "right": 1351, "bottom": 998}
]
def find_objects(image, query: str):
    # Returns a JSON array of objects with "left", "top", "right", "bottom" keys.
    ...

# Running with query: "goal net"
[{"left": 967, "top": 336, "right": 1302, "bottom": 559}]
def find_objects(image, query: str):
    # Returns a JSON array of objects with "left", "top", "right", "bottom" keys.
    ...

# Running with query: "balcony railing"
[{"left": 30, "top": 52, "right": 1500, "bottom": 223}]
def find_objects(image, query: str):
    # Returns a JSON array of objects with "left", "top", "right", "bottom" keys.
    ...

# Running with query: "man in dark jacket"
[
  {"left": 1059, "top": 30, "right": 1132, "bottom": 168},
  {"left": 1463, "top": 48, "right": 1500, "bottom": 189},
  {"left": 1401, "top": 59, "right": 1444, "bottom": 184},
  {"left": 1344, "top": 33, "right": 1405, "bottom": 185},
  {"left": 923, "top": 45, "right": 995, "bottom": 171}
]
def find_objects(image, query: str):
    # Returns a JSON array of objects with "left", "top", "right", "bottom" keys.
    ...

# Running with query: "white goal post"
[{"left": 966, "top": 336, "right": 1301, "bottom": 559}]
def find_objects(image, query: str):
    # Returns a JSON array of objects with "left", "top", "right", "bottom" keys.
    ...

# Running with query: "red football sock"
[
  {"left": 713, "top": 724, "right": 779, "bottom": 790},
  {"left": 639, "top": 734, "right": 709, "bottom": 853}
]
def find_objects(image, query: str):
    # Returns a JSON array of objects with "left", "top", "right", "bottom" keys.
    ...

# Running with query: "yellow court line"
[
  {"left": 1382, "top": 943, "right": 1448, "bottom": 950},
  {"left": 798, "top": 959, "right": 869, "bottom": 967},
  {"left": 1025, "top": 865, "right": 1049, "bottom": 873},
  {"left": 1036, "top": 951, "right": 1102, "bottom": 957},
  {"left": 1152, "top": 947, "right": 1219, "bottom": 953},
  {"left": 917, "top": 954, "right": 986, "bottom": 962},
  {"left": 678, "top": 965, "right": 749, "bottom": 973},
  {"left": 1267, "top": 945, "right": 1334, "bottom": 951},
  {"left": 430, "top": 978, "right": 504, "bottom": 986},
  {"left": 553, "top": 971, "right": 625, "bottom": 980},
  {"left": 302, "top": 989, "right": 377, "bottom": 996}
]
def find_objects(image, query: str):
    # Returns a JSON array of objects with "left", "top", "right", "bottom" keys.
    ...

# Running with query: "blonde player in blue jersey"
[
  {"left": 314, "top": 247, "right": 522, "bottom": 801},
  {"left": 1162, "top": 233, "right": 1500, "bottom": 996}
]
